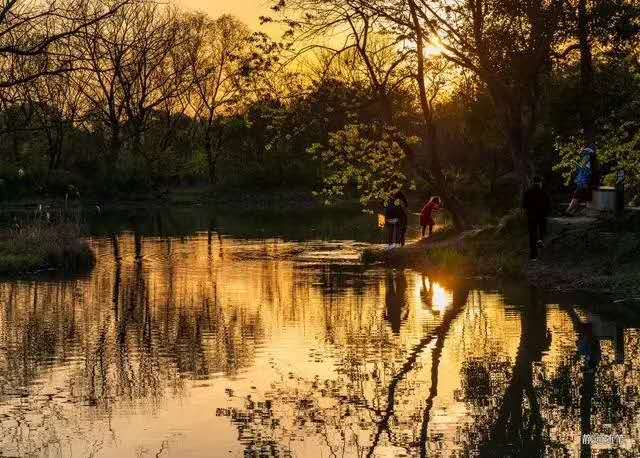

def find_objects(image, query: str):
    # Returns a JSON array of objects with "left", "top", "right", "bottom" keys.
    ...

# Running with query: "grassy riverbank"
[
  {"left": 0, "top": 222, "right": 95, "bottom": 275},
  {"left": 363, "top": 210, "right": 640, "bottom": 300},
  {"left": 362, "top": 211, "right": 529, "bottom": 276},
  {"left": 525, "top": 213, "right": 640, "bottom": 299}
]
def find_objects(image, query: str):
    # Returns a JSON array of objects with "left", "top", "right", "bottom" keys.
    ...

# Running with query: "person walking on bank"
[
  {"left": 420, "top": 196, "right": 442, "bottom": 238},
  {"left": 566, "top": 144, "right": 598, "bottom": 215},
  {"left": 523, "top": 176, "right": 551, "bottom": 261}
]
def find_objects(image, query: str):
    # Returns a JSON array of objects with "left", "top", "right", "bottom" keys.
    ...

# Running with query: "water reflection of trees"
[
  {"left": 1, "top": 234, "right": 639, "bottom": 456},
  {"left": 219, "top": 280, "right": 640, "bottom": 457},
  {"left": 0, "top": 233, "right": 265, "bottom": 453},
  {"left": 216, "top": 276, "right": 472, "bottom": 457},
  {"left": 454, "top": 295, "right": 640, "bottom": 457}
]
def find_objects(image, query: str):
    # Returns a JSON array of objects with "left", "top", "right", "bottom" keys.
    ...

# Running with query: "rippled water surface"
[{"left": 0, "top": 208, "right": 639, "bottom": 457}]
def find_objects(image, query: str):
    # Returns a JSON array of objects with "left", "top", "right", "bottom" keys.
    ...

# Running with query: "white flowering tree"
[{"left": 308, "top": 124, "right": 418, "bottom": 207}]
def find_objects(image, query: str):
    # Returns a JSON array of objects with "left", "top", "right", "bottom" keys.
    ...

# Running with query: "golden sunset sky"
[{"left": 177, "top": 0, "right": 274, "bottom": 30}]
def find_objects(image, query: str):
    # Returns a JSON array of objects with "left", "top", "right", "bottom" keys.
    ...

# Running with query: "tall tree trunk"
[
  {"left": 54, "top": 124, "right": 65, "bottom": 170},
  {"left": 205, "top": 134, "right": 217, "bottom": 184},
  {"left": 109, "top": 124, "right": 122, "bottom": 170},
  {"left": 47, "top": 146, "right": 57, "bottom": 172},
  {"left": 507, "top": 123, "right": 534, "bottom": 194},
  {"left": 485, "top": 75, "right": 535, "bottom": 194},
  {"left": 489, "top": 89, "right": 534, "bottom": 194},
  {"left": 424, "top": 125, "right": 467, "bottom": 230},
  {"left": 50, "top": 129, "right": 64, "bottom": 171},
  {"left": 46, "top": 127, "right": 64, "bottom": 176},
  {"left": 577, "top": 0, "right": 596, "bottom": 145},
  {"left": 11, "top": 126, "right": 19, "bottom": 163},
  {"left": 380, "top": 92, "right": 394, "bottom": 124},
  {"left": 132, "top": 128, "right": 142, "bottom": 158},
  {"left": 409, "top": 0, "right": 467, "bottom": 230}
]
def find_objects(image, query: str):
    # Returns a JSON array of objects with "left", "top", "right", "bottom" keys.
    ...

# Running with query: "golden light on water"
[
  {"left": 431, "top": 283, "right": 451, "bottom": 311},
  {"left": 414, "top": 276, "right": 453, "bottom": 315},
  {"left": 0, "top": 232, "right": 638, "bottom": 456}
]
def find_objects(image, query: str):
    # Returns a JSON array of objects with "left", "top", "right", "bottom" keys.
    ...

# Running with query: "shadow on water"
[
  {"left": 85, "top": 206, "right": 396, "bottom": 243},
  {"left": 384, "top": 270, "right": 409, "bottom": 335},
  {"left": 217, "top": 278, "right": 640, "bottom": 457},
  {"left": 0, "top": 208, "right": 638, "bottom": 456}
]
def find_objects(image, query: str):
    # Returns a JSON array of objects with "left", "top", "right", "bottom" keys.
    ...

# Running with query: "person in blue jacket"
[{"left": 566, "top": 145, "right": 598, "bottom": 215}]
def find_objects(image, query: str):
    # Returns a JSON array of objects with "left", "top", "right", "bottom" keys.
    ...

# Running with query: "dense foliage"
[{"left": 0, "top": 0, "right": 639, "bottom": 224}]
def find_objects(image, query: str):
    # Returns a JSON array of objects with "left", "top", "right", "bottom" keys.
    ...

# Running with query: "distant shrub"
[
  {"left": 44, "top": 169, "right": 86, "bottom": 197},
  {"left": 0, "top": 221, "right": 95, "bottom": 275}
]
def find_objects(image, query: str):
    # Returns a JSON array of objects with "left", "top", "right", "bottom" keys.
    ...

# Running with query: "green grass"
[
  {"left": 428, "top": 247, "right": 471, "bottom": 271},
  {"left": 361, "top": 211, "right": 529, "bottom": 278},
  {"left": 0, "top": 222, "right": 95, "bottom": 275},
  {"left": 364, "top": 208, "right": 640, "bottom": 302}
]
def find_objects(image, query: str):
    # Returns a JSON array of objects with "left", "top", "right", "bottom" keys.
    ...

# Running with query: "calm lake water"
[{"left": 0, "top": 207, "right": 639, "bottom": 457}]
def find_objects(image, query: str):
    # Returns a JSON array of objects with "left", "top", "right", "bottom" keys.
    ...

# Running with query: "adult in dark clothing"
[
  {"left": 392, "top": 190, "right": 408, "bottom": 208},
  {"left": 384, "top": 191, "right": 409, "bottom": 246},
  {"left": 392, "top": 191, "right": 408, "bottom": 246},
  {"left": 398, "top": 206, "right": 408, "bottom": 246},
  {"left": 384, "top": 201, "right": 402, "bottom": 246},
  {"left": 522, "top": 176, "right": 550, "bottom": 260}
]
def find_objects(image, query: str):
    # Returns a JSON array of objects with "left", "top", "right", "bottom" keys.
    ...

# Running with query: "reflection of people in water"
[
  {"left": 577, "top": 322, "right": 601, "bottom": 372},
  {"left": 419, "top": 274, "right": 436, "bottom": 312},
  {"left": 384, "top": 270, "right": 409, "bottom": 334},
  {"left": 529, "top": 287, "right": 552, "bottom": 356},
  {"left": 576, "top": 321, "right": 600, "bottom": 457}
]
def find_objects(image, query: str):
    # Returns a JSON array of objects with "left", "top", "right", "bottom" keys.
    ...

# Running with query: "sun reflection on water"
[{"left": 0, "top": 232, "right": 637, "bottom": 457}]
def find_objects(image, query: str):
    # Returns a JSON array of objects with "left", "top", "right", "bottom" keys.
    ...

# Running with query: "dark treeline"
[{"left": 1, "top": 0, "right": 639, "bottom": 228}]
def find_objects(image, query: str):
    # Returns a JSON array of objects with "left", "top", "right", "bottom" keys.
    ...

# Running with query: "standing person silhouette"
[
  {"left": 420, "top": 196, "right": 442, "bottom": 238},
  {"left": 384, "top": 198, "right": 401, "bottom": 247},
  {"left": 385, "top": 190, "right": 408, "bottom": 247},
  {"left": 393, "top": 190, "right": 408, "bottom": 246}
]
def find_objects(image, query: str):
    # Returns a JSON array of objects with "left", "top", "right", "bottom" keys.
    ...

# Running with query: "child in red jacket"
[{"left": 420, "top": 197, "right": 442, "bottom": 238}]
